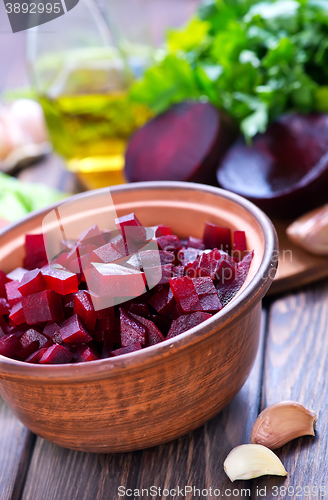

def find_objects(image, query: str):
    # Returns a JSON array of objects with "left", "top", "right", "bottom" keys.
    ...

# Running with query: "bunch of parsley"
[{"left": 130, "top": 0, "right": 328, "bottom": 140}]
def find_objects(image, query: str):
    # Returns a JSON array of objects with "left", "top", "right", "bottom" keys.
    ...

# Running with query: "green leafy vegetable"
[
  {"left": 0, "top": 173, "right": 66, "bottom": 222},
  {"left": 129, "top": 0, "right": 328, "bottom": 140}
]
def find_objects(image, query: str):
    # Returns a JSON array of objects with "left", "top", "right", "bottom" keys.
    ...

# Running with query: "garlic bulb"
[{"left": 286, "top": 205, "right": 328, "bottom": 255}]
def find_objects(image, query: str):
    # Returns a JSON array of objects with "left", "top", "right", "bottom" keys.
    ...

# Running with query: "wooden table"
[
  {"left": 0, "top": 154, "right": 326, "bottom": 500},
  {"left": 1, "top": 2, "right": 328, "bottom": 498}
]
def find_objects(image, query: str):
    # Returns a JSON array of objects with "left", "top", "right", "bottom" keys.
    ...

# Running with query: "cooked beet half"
[
  {"left": 125, "top": 101, "right": 237, "bottom": 185},
  {"left": 217, "top": 113, "right": 328, "bottom": 219}
]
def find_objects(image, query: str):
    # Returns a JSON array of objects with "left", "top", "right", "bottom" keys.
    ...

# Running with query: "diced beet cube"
[
  {"left": 156, "top": 235, "right": 182, "bottom": 253},
  {"left": 0, "top": 316, "right": 10, "bottom": 337},
  {"left": 39, "top": 344, "right": 73, "bottom": 364},
  {"left": 172, "top": 303, "right": 184, "bottom": 320},
  {"left": 130, "top": 313, "right": 165, "bottom": 346},
  {"left": 75, "top": 345, "right": 100, "bottom": 362},
  {"left": 152, "top": 224, "right": 172, "bottom": 237},
  {"left": 6, "top": 267, "right": 28, "bottom": 282},
  {"left": 0, "top": 270, "right": 10, "bottom": 298},
  {"left": 216, "top": 251, "right": 253, "bottom": 306},
  {"left": 215, "top": 257, "right": 236, "bottom": 283},
  {"left": 84, "top": 263, "right": 146, "bottom": 303},
  {"left": 22, "top": 290, "right": 65, "bottom": 325},
  {"left": 139, "top": 250, "right": 174, "bottom": 268},
  {"left": 0, "top": 333, "right": 21, "bottom": 358},
  {"left": 25, "top": 347, "right": 48, "bottom": 363},
  {"left": 115, "top": 213, "right": 147, "bottom": 249},
  {"left": 95, "top": 303, "right": 115, "bottom": 319},
  {"left": 0, "top": 298, "right": 9, "bottom": 315},
  {"left": 94, "top": 317, "right": 121, "bottom": 343},
  {"left": 110, "top": 342, "right": 143, "bottom": 357},
  {"left": 151, "top": 314, "right": 171, "bottom": 336},
  {"left": 185, "top": 255, "right": 202, "bottom": 278},
  {"left": 9, "top": 302, "right": 25, "bottom": 325},
  {"left": 192, "top": 276, "right": 216, "bottom": 296},
  {"left": 120, "top": 308, "right": 147, "bottom": 347},
  {"left": 77, "top": 225, "right": 106, "bottom": 248},
  {"left": 42, "top": 267, "right": 79, "bottom": 296},
  {"left": 169, "top": 277, "right": 202, "bottom": 313},
  {"left": 18, "top": 329, "right": 52, "bottom": 359},
  {"left": 23, "top": 234, "right": 48, "bottom": 270},
  {"left": 167, "top": 312, "right": 212, "bottom": 339},
  {"left": 148, "top": 286, "right": 176, "bottom": 318},
  {"left": 203, "top": 222, "right": 232, "bottom": 253},
  {"left": 73, "top": 291, "right": 97, "bottom": 331},
  {"left": 43, "top": 322, "right": 60, "bottom": 338},
  {"left": 18, "top": 269, "right": 46, "bottom": 296},
  {"left": 5, "top": 280, "right": 23, "bottom": 307},
  {"left": 67, "top": 253, "right": 91, "bottom": 277},
  {"left": 171, "top": 266, "right": 185, "bottom": 278},
  {"left": 192, "top": 277, "right": 222, "bottom": 313},
  {"left": 110, "top": 234, "right": 127, "bottom": 257},
  {"left": 90, "top": 242, "right": 123, "bottom": 265},
  {"left": 233, "top": 230, "right": 247, "bottom": 254},
  {"left": 177, "top": 247, "right": 200, "bottom": 266},
  {"left": 187, "top": 237, "right": 205, "bottom": 250},
  {"left": 59, "top": 314, "right": 92, "bottom": 347},
  {"left": 127, "top": 301, "right": 149, "bottom": 318}
]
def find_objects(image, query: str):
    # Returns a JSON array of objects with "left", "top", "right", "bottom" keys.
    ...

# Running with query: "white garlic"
[
  {"left": 287, "top": 205, "right": 328, "bottom": 255},
  {"left": 223, "top": 444, "right": 287, "bottom": 482}
]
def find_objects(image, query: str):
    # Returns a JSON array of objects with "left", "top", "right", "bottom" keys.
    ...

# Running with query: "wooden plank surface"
[
  {"left": 252, "top": 282, "right": 328, "bottom": 498},
  {"left": 20, "top": 314, "right": 267, "bottom": 500},
  {"left": 0, "top": 398, "right": 35, "bottom": 500}
]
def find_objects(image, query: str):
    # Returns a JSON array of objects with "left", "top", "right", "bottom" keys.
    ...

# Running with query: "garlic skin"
[
  {"left": 251, "top": 400, "right": 317, "bottom": 450},
  {"left": 287, "top": 205, "right": 328, "bottom": 256},
  {"left": 224, "top": 444, "right": 287, "bottom": 482}
]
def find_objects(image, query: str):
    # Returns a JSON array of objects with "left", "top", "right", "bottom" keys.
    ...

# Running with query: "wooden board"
[
  {"left": 268, "top": 220, "right": 328, "bottom": 295},
  {"left": 252, "top": 280, "right": 328, "bottom": 498},
  {"left": 0, "top": 397, "right": 35, "bottom": 500}
]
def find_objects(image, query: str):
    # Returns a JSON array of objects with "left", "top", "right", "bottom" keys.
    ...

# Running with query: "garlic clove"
[
  {"left": 224, "top": 444, "right": 287, "bottom": 482},
  {"left": 286, "top": 205, "right": 328, "bottom": 256},
  {"left": 251, "top": 400, "right": 317, "bottom": 450}
]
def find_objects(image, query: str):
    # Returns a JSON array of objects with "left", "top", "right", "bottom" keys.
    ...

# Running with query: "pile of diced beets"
[{"left": 0, "top": 213, "right": 253, "bottom": 364}]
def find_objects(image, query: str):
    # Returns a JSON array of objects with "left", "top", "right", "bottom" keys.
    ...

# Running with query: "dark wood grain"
[
  {"left": 252, "top": 282, "right": 328, "bottom": 499},
  {"left": 0, "top": 397, "right": 35, "bottom": 500}
]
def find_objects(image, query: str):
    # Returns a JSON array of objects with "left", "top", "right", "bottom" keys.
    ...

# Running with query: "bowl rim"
[{"left": 0, "top": 181, "right": 278, "bottom": 381}]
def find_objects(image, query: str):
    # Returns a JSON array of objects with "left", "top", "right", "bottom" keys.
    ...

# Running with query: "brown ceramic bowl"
[{"left": 0, "top": 182, "right": 277, "bottom": 453}]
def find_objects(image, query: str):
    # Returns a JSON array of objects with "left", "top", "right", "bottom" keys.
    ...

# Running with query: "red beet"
[
  {"left": 151, "top": 225, "right": 172, "bottom": 237},
  {"left": 43, "top": 322, "right": 60, "bottom": 338},
  {"left": 0, "top": 270, "right": 10, "bottom": 298},
  {"left": 192, "top": 277, "right": 222, "bottom": 313},
  {"left": 73, "top": 291, "right": 97, "bottom": 331},
  {"left": 130, "top": 312, "right": 165, "bottom": 346},
  {"left": 9, "top": 302, "right": 25, "bottom": 325},
  {"left": 167, "top": 312, "right": 212, "bottom": 339},
  {"left": 110, "top": 342, "right": 143, "bottom": 357},
  {"left": 18, "top": 329, "right": 51, "bottom": 359},
  {"left": 0, "top": 334, "right": 21, "bottom": 358},
  {"left": 203, "top": 223, "right": 232, "bottom": 253},
  {"left": 156, "top": 235, "right": 182, "bottom": 253},
  {"left": 42, "top": 267, "right": 79, "bottom": 296},
  {"left": 6, "top": 267, "right": 28, "bottom": 281},
  {"left": 18, "top": 269, "right": 46, "bottom": 296},
  {"left": 75, "top": 345, "right": 100, "bottom": 362},
  {"left": 39, "top": 344, "right": 73, "bottom": 364},
  {"left": 25, "top": 347, "right": 48, "bottom": 363},
  {"left": 23, "top": 234, "right": 48, "bottom": 270},
  {"left": 169, "top": 277, "right": 202, "bottom": 313},
  {"left": 0, "top": 298, "right": 9, "bottom": 315},
  {"left": 120, "top": 308, "right": 147, "bottom": 347},
  {"left": 233, "top": 231, "right": 246, "bottom": 253},
  {"left": 5, "top": 281, "right": 23, "bottom": 307},
  {"left": 216, "top": 251, "right": 254, "bottom": 306},
  {"left": 84, "top": 263, "right": 146, "bottom": 302},
  {"left": 125, "top": 101, "right": 236, "bottom": 184},
  {"left": 115, "top": 213, "right": 147, "bottom": 254},
  {"left": 90, "top": 242, "right": 123, "bottom": 265},
  {"left": 22, "top": 290, "right": 65, "bottom": 324},
  {"left": 148, "top": 286, "right": 176, "bottom": 318},
  {"left": 217, "top": 113, "right": 328, "bottom": 219},
  {"left": 127, "top": 301, "right": 149, "bottom": 318},
  {"left": 59, "top": 314, "right": 93, "bottom": 347}
]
